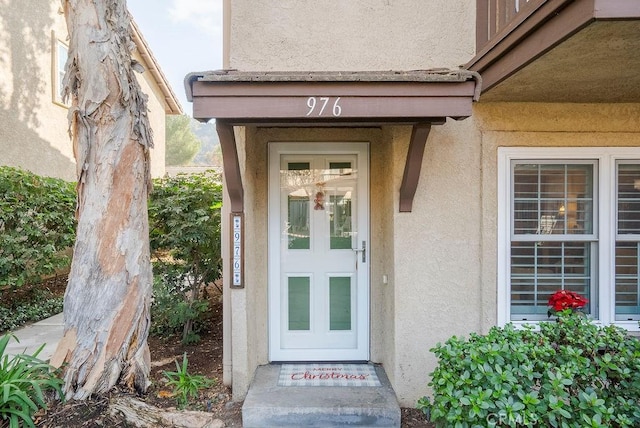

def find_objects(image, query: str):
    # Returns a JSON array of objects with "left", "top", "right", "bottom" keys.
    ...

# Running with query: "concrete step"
[{"left": 242, "top": 364, "right": 400, "bottom": 427}]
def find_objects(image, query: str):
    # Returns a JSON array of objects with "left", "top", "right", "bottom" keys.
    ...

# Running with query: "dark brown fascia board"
[
  {"left": 594, "top": 0, "right": 640, "bottom": 19},
  {"left": 193, "top": 95, "right": 472, "bottom": 122},
  {"left": 190, "top": 81, "right": 476, "bottom": 121},
  {"left": 467, "top": 0, "right": 640, "bottom": 93}
]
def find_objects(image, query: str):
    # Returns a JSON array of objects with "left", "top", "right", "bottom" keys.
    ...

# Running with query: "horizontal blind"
[
  {"left": 511, "top": 162, "right": 595, "bottom": 320},
  {"left": 616, "top": 163, "right": 640, "bottom": 320}
]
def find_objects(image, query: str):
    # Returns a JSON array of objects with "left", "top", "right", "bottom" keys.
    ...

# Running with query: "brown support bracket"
[
  {"left": 216, "top": 120, "right": 244, "bottom": 213},
  {"left": 399, "top": 123, "right": 432, "bottom": 212}
]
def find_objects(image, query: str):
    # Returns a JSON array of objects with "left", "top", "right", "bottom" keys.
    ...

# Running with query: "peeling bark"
[{"left": 52, "top": 0, "right": 154, "bottom": 399}]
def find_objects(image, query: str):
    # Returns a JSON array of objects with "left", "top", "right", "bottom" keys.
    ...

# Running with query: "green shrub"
[
  {"left": 0, "top": 290, "right": 64, "bottom": 333},
  {"left": 149, "top": 172, "right": 222, "bottom": 344},
  {"left": 150, "top": 275, "right": 210, "bottom": 344},
  {"left": 0, "top": 334, "right": 64, "bottom": 428},
  {"left": 0, "top": 167, "right": 75, "bottom": 290},
  {"left": 163, "top": 352, "right": 215, "bottom": 409},
  {"left": 423, "top": 313, "right": 640, "bottom": 427}
]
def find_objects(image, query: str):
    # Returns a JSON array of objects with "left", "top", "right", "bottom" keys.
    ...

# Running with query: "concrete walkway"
[{"left": 5, "top": 313, "right": 64, "bottom": 361}]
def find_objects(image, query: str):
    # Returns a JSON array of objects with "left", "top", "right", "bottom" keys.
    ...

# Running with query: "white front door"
[{"left": 268, "top": 142, "right": 369, "bottom": 361}]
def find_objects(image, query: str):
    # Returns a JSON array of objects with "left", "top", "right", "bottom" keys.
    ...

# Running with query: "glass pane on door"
[
  {"left": 330, "top": 276, "right": 351, "bottom": 330},
  {"left": 327, "top": 162, "right": 354, "bottom": 250},
  {"left": 288, "top": 276, "right": 310, "bottom": 330},
  {"left": 284, "top": 162, "right": 311, "bottom": 249}
]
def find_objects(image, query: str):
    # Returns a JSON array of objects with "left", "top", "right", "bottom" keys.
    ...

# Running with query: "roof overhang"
[
  {"left": 130, "top": 20, "right": 183, "bottom": 114},
  {"left": 185, "top": 70, "right": 480, "bottom": 212},
  {"left": 467, "top": 0, "right": 640, "bottom": 102}
]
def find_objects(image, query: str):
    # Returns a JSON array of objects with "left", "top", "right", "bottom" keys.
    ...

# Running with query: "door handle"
[{"left": 353, "top": 241, "right": 366, "bottom": 263}]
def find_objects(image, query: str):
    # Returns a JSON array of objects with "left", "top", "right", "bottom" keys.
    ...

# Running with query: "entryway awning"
[{"left": 185, "top": 69, "right": 481, "bottom": 212}]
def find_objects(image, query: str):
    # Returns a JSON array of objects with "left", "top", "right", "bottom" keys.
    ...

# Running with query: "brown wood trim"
[
  {"left": 224, "top": 118, "right": 448, "bottom": 127},
  {"left": 193, "top": 81, "right": 476, "bottom": 98},
  {"left": 193, "top": 96, "right": 472, "bottom": 121},
  {"left": 489, "top": 1, "right": 497, "bottom": 45},
  {"left": 477, "top": 0, "right": 489, "bottom": 52},
  {"left": 594, "top": 0, "right": 640, "bottom": 18},
  {"left": 216, "top": 121, "right": 244, "bottom": 213},
  {"left": 469, "top": 0, "right": 571, "bottom": 71},
  {"left": 399, "top": 123, "right": 431, "bottom": 213},
  {"left": 469, "top": 0, "right": 594, "bottom": 92}
]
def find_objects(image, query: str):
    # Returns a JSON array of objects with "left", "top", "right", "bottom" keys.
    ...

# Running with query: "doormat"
[{"left": 277, "top": 363, "right": 381, "bottom": 387}]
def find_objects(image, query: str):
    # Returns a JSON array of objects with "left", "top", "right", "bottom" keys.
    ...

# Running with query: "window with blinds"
[
  {"left": 510, "top": 162, "right": 596, "bottom": 320},
  {"left": 616, "top": 163, "right": 640, "bottom": 320}
]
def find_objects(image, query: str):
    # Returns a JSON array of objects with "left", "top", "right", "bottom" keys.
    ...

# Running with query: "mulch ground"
[{"left": 25, "top": 282, "right": 430, "bottom": 427}]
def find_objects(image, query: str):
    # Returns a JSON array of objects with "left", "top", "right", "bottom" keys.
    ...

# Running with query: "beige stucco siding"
[
  {"left": 388, "top": 103, "right": 640, "bottom": 405},
  {"left": 228, "top": 0, "right": 475, "bottom": 71},
  {"left": 388, "top": 118, "right": 484, "bottom": 404},
  {"left": 476, "top": 103, "right": 640, "bottom": 343},
  {"left": 0, "top": 2, "right": 76, "bottom": 181},
  {"left": 133, "top": 48, "right": 167, "bottom": 179},
  {"left": 225, "top": 102, "right": 640, "bottom": 406},
  {"left": 221, "top": 0, "right": 640, "bottom": 409},
  {"left": 0, "top": 1, "right": 169, "bottom": 181}
]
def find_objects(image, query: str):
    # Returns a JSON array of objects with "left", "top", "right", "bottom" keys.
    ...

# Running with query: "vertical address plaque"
[{"left": 231, "top": 213, "right": 244, "bottom": 288}]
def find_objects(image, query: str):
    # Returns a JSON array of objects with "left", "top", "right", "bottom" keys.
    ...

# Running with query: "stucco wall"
[
  {"left": 227, "top": 0, "right": 475, "bottom": 71},
  {"left": 0, "top": 1, "right": 168, "bottom": 181},
  {"left": 386, "top": 103, "right": 640, "bottom": 405},
  {"left": 388, "top": 118, "right": 484, "bottom": 404},
  {"left": 221, "top": 0, "right": 640, "bottom": 409},
  {"left": 475, "top": 102, "right": 640, "bottom": 335},
  {"left": 133, "top": 49, "right": 167, "bottom": 179},
  {"left": 0, "top": 1, "right": 75, "bottom": 181}
]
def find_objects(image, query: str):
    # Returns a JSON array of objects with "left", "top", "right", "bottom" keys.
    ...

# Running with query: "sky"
[{"left": 127, "top": 0, "right": 223, "bottom": 116}]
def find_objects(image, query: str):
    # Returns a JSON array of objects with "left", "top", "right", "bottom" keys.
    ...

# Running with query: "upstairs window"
[{"left": 52, "top": 37, "right": 68, "bottom": 106}]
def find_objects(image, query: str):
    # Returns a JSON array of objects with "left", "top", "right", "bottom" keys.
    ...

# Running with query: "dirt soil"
[{"left": 31, "top": 285, "right": 431, "bottom": 427}]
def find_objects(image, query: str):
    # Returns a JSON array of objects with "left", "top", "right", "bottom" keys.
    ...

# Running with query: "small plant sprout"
[{"left": 162, "top": 353, "right": 215, "bottom": 409}]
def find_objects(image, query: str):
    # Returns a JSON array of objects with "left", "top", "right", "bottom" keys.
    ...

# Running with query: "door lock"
[{"left": 353, "top": 241, "right": 366, "bottom": 263}]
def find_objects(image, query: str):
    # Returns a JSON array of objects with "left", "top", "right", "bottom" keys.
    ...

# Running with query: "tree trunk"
[{"left": 51, "top": 0, "right": 154, "bottom": 399}]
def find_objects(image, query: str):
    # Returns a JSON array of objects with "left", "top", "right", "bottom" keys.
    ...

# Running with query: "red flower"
[{"left": 548, "top": 290, "right": 588, "bottom": 312}]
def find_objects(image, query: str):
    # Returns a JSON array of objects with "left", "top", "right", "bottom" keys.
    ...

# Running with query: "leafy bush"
[
  {"left": 0, "top": 290, "right": 64, "bottom": 333},
  {"left": 423, "top": 313, "right": 640, "bottom": 427},
  {"left": 0, "top": 167, "right": 75, "bottom": 290},
  {"left": 149, "top": 275, "right": 210, "bottom": 344},
  {"left": 0, "top": 334, "right": 64, "bottom": 428},
  {"left": 163, "top": 352, "right": 215, "bottom": 409},
  {"left": 149, "top": 172, "right": 223, "bottom": 343}
]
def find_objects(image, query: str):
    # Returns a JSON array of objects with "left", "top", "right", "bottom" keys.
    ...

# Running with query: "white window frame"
[
  {"left": 498, "top": 147, "right": 640, "bottom": 331},
  {"left": 52, "top": 35, "right": 69, "bottom": 107}
]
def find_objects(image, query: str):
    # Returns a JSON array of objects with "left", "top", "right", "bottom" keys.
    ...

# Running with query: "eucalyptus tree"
[{"left": 52, "top": 0, "right": 154, "bottom": 399}]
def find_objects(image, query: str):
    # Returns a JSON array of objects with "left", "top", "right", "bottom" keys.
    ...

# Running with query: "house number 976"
[{"left": 306, "top": 97, "right": 342, "bottom": 117}]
